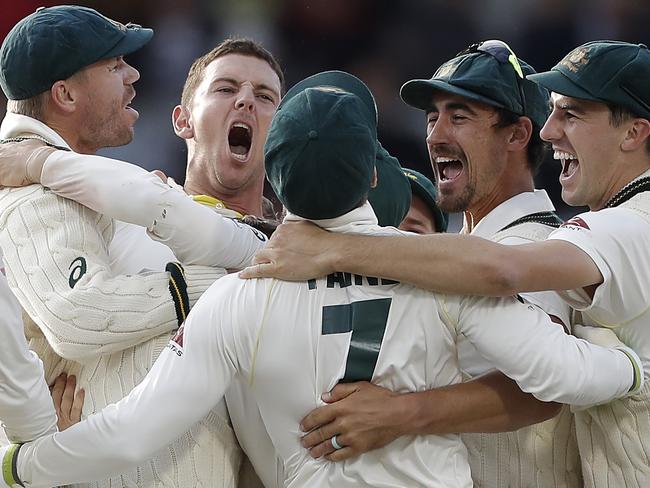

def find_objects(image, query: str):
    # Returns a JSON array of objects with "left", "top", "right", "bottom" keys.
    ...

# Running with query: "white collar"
[
  {"left": 0, "top": 113, "right": 71, "bottom": 149},
  {"left": 284, "top": 201, "right": 383, "bottom": 234},
  {"left": 469, "top": 190, "right": 556, "bottom": 239}
]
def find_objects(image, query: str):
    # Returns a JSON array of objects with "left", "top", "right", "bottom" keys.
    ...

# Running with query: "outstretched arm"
[
  {"left": 3, "top": 280, "right": 241, "bottom": 488},
  {"left": 0, "top": 140, "right": 266, "bottom": 269},
  {"left": 242, "top": 221, "right": 602, "bottom": 296}
]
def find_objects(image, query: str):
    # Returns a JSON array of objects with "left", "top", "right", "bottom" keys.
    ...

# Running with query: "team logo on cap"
[
  {"left": 560, "top": 47, "right": 590, "bottom": 73},
  {"left": 435, "top": 59, "right": 461, "bottom": 79}
]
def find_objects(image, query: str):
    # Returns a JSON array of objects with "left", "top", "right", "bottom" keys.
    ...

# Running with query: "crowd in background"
[{"left": 2, "top": 0, "right": 649, "bottom": 225}]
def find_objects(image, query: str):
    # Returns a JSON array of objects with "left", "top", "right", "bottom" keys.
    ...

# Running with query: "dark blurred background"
[{"left": 2, "top": 0, "right": 649, "bottom": 227}]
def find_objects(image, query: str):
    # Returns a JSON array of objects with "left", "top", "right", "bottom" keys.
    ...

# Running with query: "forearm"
[
  {"left": 328, "top": 233, "right": 600, "bottom": 296},
  {"left": 17, "top": 352, "right": 221, "bottom": 487},
  {"left": 329, "top": 233, "right": 519, "bottom": 296},
  {"left": 402, "top": 372, "right": 560, "bottom": 436}
]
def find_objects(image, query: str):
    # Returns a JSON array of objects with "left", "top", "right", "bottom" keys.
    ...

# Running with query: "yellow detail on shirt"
[{"left": 192, "top": 195, "right": 244, "bottom": 219}]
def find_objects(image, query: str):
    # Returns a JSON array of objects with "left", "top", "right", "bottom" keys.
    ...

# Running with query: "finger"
[
  {"left": 307, "top": 439, "right": 337, "bottom": 459},
  {"left": 300, "top": 404, "right": 338, "bottom": 432},
  {"left": 70, "top": 388, "right": 85, "bottom": 424},
  {"left": 60, "top": 374, "right": 77, "bottom": 420},
  {"left": 322, "top": 382, "right": 364, "bottom": 403},
  {"left": 50, "top": 373, "right": 67, "bottom": 413},
  {"left": 251, "top": 249, "right": 275, "bottom": 266},
  {"left": 325, "top": 446, "right": 356, "bottom": 462},
  {"left": 301, "top": 419, "right": 340, "bottom": 449},
  {"left": 239, "top": 262, "right": 276, "bottom": 279}
]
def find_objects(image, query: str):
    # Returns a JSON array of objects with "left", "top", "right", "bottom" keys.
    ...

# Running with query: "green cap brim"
[
  {"left": 400, "top": 79, "right": 508, "bottom": 112},
  {"left": 103, "top": 27, "right": 154, "bottom": 59},
  {"left": 526, "top": 70, "right": 599, "bottom": 102}
]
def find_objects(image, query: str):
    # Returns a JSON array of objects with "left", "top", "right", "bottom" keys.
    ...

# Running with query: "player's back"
[{"left": 247, "top": 272, "right": 471, "bottom": 488}]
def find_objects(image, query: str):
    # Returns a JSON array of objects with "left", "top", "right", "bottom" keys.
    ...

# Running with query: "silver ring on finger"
[{"left": 331, "top": 435, "right": 343, "bottom": 450}]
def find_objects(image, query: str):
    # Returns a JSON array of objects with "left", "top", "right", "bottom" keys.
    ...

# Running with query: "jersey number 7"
[{"left": 321, "top": 298, "right": 392, "bottom": 382}]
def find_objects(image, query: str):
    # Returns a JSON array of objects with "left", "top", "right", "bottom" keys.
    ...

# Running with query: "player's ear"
[
  {"left": 506, "top": 116, "right": 533, "bottom": 152},
  {"left": 172, "top": 105, "right": 194, "bottom": 140},
  {"left": 621, "top": 118, "right": 650, "bottom": 152},
  {"left": 49, "top": 80, "right": 77, "bottom": 114}
]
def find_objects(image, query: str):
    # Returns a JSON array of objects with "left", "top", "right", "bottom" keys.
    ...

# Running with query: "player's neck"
[
  {"left": 463, "top": 178, "right": 535, "bottom": 232},
  {"left": 184, "top": 177, "right": 264, "bottom": 217}
]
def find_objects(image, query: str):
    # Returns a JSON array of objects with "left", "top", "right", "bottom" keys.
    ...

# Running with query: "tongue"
[
  {"left": 231, "top": 145, "right": 248, "bottom": 156},
  {"left": 442, "top": 161, "right": 462, "bottom": 180}
]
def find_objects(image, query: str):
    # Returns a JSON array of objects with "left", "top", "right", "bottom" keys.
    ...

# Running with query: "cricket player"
[
  {"left": 0, "top": 8, "right": 272, "bottom": 488},
  {"left": 299, "top": 41, "right": 581, "bottom": 487},
  {"left": 0, "top": 67, "right": 411, "bottom": 488},
  {"left": 399, "top": 168, "right": 448, "bottom": 234},
  {"left": 0, "top": 70, "right": 643, "bottom": 488},
  {"left": 244, "top": 40, "right": 650, "bottom": 488}
]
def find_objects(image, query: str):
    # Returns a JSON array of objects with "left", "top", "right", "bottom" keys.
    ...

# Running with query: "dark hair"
[
  {"left": 180, "top": 38, "right": 284, "bottom": 107},
  {"left": 493, "top": 108, "right": 549, "bottom": 175},
  {"left": 606, "top": 102, "right": 650, "bottom": 155}
]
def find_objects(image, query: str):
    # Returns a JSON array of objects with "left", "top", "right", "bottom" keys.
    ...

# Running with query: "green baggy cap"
[
  {"left": 400, "top": 40, "right": 549, "bottom": 129},
  {"left": 1, "top": 5, "right": 153, "bottom": 100},
  {"left": 265, "top": 81, "right": 377, "bottom": 220},
  {"left": 527, "top": 40, "right": 650, "bottom": 120},
  {"left": 368, "top": 143, "right": 412, "bottom": 227}
]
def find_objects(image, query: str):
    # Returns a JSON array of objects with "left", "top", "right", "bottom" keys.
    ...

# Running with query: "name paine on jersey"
[
  {"left": 165, "top": 272, "right": 399, "bottom": 356},
  {"left": 307, "top": 272, "right": 400, "bottom": 290}
]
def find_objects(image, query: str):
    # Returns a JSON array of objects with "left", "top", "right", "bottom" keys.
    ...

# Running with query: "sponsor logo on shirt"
[
  {"left": 561, "top": 216, "right": 590, "bottom": 230},
  {"left": 167, "top": 324, "right": 185, "bottom": 357}
]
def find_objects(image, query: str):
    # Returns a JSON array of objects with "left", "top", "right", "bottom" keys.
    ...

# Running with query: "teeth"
[
  {"left": 435, "top": 157, "right": 458, "bottom": 163},
  {"left": 233, "top": 122, "right": 251, "bottom": 132},
  {"left": 553, "top": 150, "right": 576, "bottom": 161}
]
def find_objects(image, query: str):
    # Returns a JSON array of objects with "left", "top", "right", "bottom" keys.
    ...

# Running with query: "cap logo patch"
[
  {"left": 435, "top": 59, "right": 460, "bottom": 79},
  {"left": 560, "top": 47, "right": 590, "bottom": 73}
]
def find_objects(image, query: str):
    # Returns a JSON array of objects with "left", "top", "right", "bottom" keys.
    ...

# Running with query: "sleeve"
[
  {"left": 438, "top": 293, "right": 636, "bottom": 405},
  {"left": 548, "top": 208, "right": 650, "bottom": 326},
  {"left": 0, "top": 275, "right": 57, "bottom": 443},
  {"left": 0, "top": 188, "right": 223, "bottom": 360},
  {"left": 15, "top": 276, "right": 247, "bottom": 488},
  {"left": 41, "top": 151, "right": 267, "bottom": 269}
]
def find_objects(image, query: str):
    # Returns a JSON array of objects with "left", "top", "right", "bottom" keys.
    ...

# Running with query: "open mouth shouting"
[
  {"left": 555, "top": 149, "right": 579, "bottom": 184},
  {"left": 228, "top": 122, "right": 253, "bottom": 162},
  {"left": 436, "top": 156, "right": 464, "bottom": 185}
]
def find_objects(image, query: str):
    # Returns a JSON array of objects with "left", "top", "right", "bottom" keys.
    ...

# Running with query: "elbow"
[
  {"left": 479, "top": 259, "right": 522, "bottom": 297},
  {"left": 508, "top": 400, "right": 561, "bottom": 431}
]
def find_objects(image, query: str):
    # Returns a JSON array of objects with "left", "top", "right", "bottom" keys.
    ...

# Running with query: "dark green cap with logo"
[
  {"left": 527, "top": 40, "right": 650, "bottom": 120},
  {"left": 400, "top": 41, "right": 550, "bottom": 129},
  {"left": 367, "top": 143, "right": 412, "bottom": 227},
  {"left": 0, "top": 5, "right": 153, "bottom": 100},
  {"left": 265, "top": 71, "right": 377, "bottom": 220},
  {"left": 403, "top": 168, "right": 449, "bottom": 232}
]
